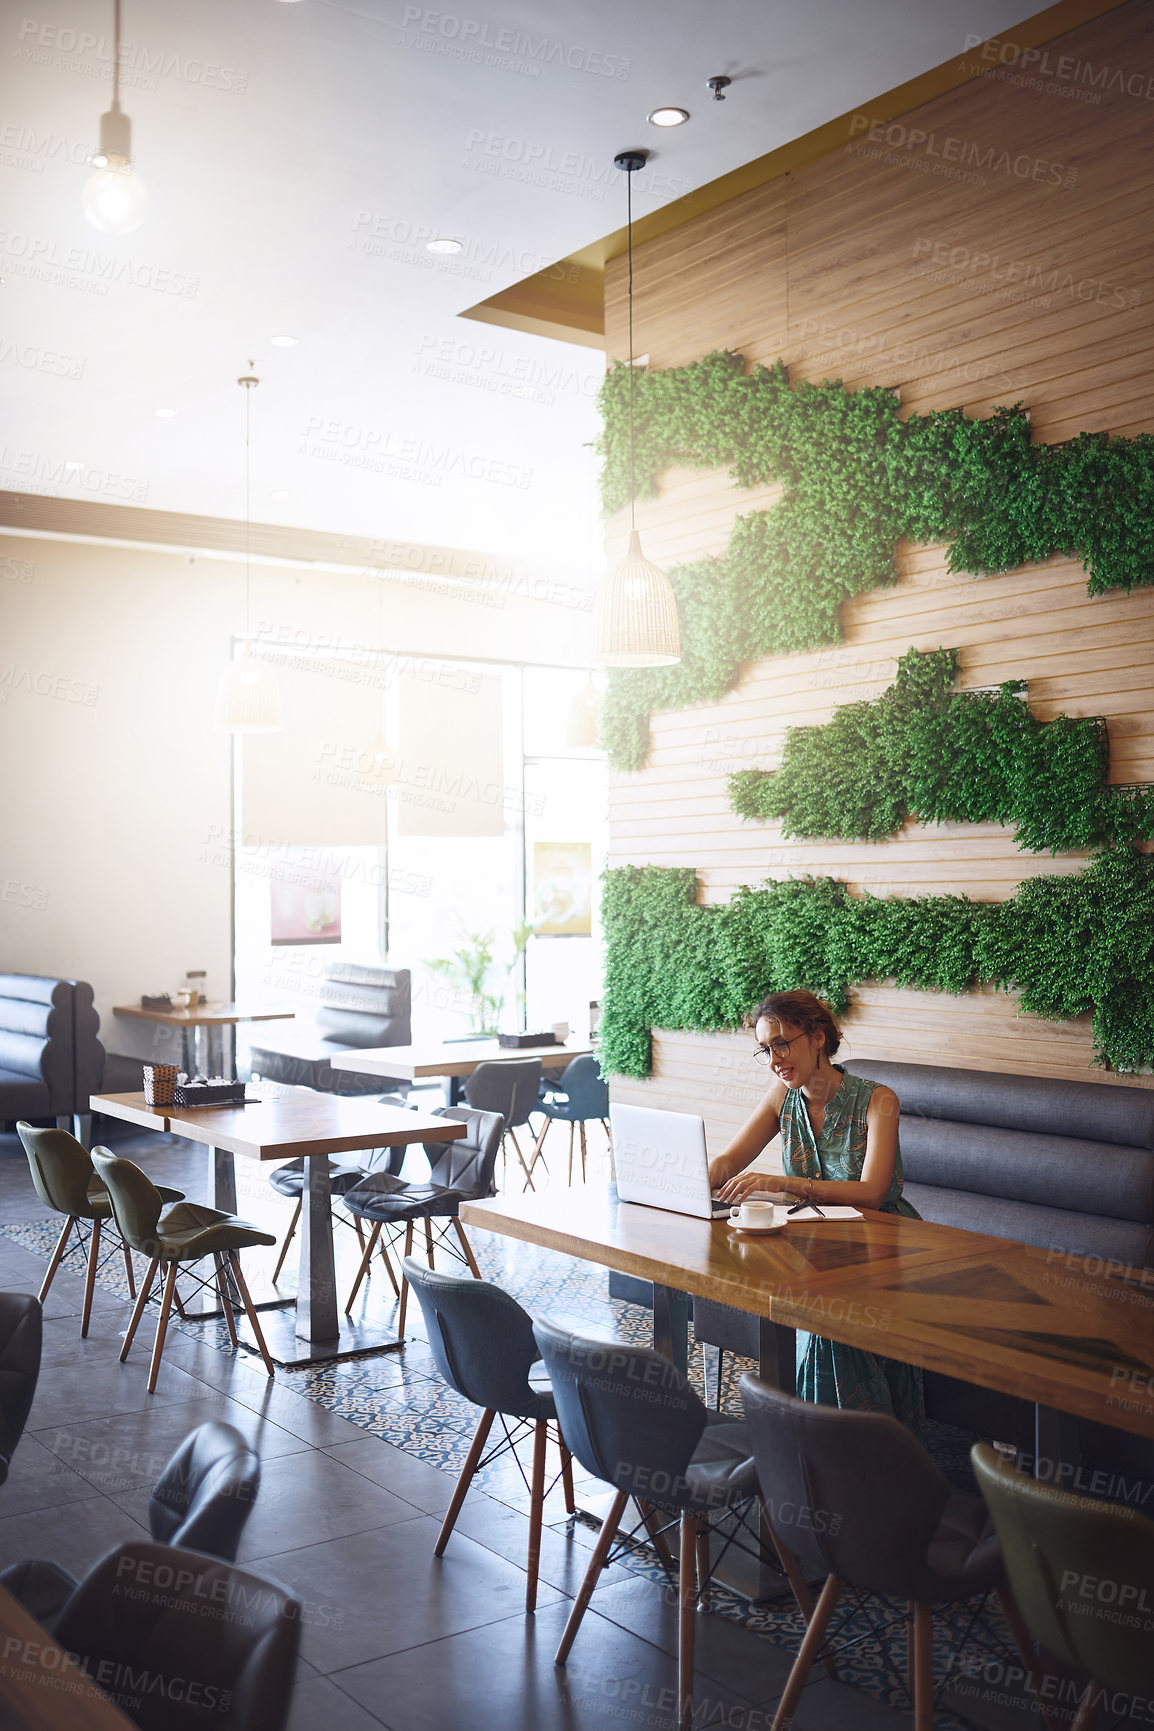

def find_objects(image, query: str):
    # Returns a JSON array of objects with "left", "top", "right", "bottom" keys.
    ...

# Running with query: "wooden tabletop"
[
  {"left": 90, "top": 1089, "right": 466, "bottom": 1161},
  {"left": 0, "top": 1582, "right": 137, "bottom": 1728},
  {"left": 113, "top": 1002, "right": 296, "bottom": 1028},
  {"left": 460, "top": 1188, "right": 1154, "bottom": 1442},
  {"left": 329, "top": 1038, "right": 591, "bottom": 1080}
]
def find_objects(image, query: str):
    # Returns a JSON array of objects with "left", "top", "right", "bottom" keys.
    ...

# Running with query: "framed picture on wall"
[
  {"left": 270, "top": 853, "right": 342, "bottom": 946},
  {"left": 533, "top": 841, "right": 592, "bottom": 936}
]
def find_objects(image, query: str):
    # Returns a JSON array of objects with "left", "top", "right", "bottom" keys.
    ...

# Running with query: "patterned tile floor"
[{"left": 0, "top": 1172, "right": 1035, "bottom": 1731}]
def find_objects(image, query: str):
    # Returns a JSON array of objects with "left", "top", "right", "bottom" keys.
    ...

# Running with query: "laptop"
[{"left": 611, "top": 1102, "right": 781, "bottom": 1221}]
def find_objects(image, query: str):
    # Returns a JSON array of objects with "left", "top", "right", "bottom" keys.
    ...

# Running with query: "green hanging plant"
[
  {"left": 599, "top": 854, "right": 1154, "bottom": 1080},
  {"left": 597, "top": 354, "right": 1154, "bottom": 772},
  {"left": 728, "top": 647, "right": 1154, "bottom": 854}
]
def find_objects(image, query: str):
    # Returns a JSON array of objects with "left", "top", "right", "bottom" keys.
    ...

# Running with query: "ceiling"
[{"left": 3, "top": 0, "right": 1053, "bottom": 576}]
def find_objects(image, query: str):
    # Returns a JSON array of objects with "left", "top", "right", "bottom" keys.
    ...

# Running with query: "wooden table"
[
  {"left": 329, "top": 1037, "right": 592, "bottom": 1105},
  {"left": 113, "top": 1002, "right": 295, "bottom": 1078},
  {"left": 91, "top": 1087, "right": 464, "bottom": 1366},
  {"left": 460, "top": 1187, "right": 1154, "bottom": 1453},
  {"left": 0, "top": 1582, "right": 137, "bottom": 1729}
]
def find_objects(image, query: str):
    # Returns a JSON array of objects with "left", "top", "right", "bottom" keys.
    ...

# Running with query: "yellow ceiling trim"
[{"left": 461, "top": 0, "right": 1131, "bottom": 346}]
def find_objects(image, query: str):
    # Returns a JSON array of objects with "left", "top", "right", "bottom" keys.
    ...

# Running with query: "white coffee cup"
[
  {"left": 551, "top": 1021, "right": 570, "bottom": 1043},
  {"left": 730, "top": 1199, "right": 778, "bottom": 1229}
]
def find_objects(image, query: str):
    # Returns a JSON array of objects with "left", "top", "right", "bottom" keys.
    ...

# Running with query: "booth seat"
[
  {"left": 691, "top": 1059, "right": 1154, "bottom": 1463},
  {"left": 0, "top": 973, "right": 103, "bottom": 1127},
  {"left": 246, "top": 963, "right": 411, "bottom": 1095}
]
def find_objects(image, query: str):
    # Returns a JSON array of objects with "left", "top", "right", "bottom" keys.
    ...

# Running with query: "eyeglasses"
[{"left": 754, "top": 1035, "right": 801, "bottom": 1065}]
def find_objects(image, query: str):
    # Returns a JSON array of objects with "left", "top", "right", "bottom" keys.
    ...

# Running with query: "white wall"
[{"left": 0, "top": 531, "right": 590, "bottom": 1061}]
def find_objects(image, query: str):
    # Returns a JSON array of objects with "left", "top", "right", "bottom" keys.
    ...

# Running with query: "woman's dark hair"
[{"left": 745, "top": 989, "right": 842, "bottom": 1057}]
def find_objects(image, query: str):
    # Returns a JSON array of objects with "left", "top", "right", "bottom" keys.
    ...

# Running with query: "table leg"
[
  {"left": 1035, "top": 1405, "right": 1080, "bottom": 1480},
  {"left": 756, "top": 1317, "right": 797, "bottom": 1390},
  {"left": 651, "top": 1284, "right": 689, "bottom": 1375},
  {"left": 181, "top": 1027, "right": 193, "bottom": 1075},
  {"left": 209, "top": 1145, "right": 237, "bottom": 1214},
  {"left": 297, "top": 1153, "right": 339, "bottom": 1345}
]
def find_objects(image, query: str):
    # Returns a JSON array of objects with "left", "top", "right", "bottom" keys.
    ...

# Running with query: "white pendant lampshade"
[
  {"left": 216, "top": 653, "right": 281, "bottom": 731},
  {"left": 592, "top": 529, "right": 681, "bottom": 666}
]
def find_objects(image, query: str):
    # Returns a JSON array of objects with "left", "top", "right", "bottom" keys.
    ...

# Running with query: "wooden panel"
[{"left": 604, "top": 0, "right": 1154, "bottom": 1135}]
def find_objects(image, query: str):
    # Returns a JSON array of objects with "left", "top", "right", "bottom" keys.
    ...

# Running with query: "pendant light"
[
  {"left": 216, "top": 369, "right": 281, "bottom": 731},
  {"left": 591, "top": 150, "right": 680, "bottom": 668},
  {"left": 83, "top": 0, "right": 148, "bottom": 234}
]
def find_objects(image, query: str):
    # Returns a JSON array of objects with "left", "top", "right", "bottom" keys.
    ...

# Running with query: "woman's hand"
[{"left": 717, "top": 1169, "right": 800, "bottom": 1205}]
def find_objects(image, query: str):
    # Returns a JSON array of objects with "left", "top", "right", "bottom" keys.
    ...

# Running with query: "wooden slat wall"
[{"left": 604, "top": 0, "right": 1154, "bottom": 1147}]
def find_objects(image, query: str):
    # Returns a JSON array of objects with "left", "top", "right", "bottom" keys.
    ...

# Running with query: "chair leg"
[
  {"left": 344, "top": 1220, "right": 382, "bottom": 1314},
  {"left": 996, "top": 1586, "right": 1061, "bottom": 1731},
  {"left": 434, "top": 1408, "right": 495, "bottom": 1556},
  {"left": 397, "top": 1221, "right": 414, "bottom": 1338},
  {"left": 578, "top": 1119, "right": 587, "bottom": 1182},
  {"left": 377, "top": 1227, "right": 400, "bottom": 1297},
  {"left": 228, "top": 1252, "right": 275, "bottom": 1378},
  {"left": 757, "top": 1500, "right": 838, "bottom": 1680},
  {"left": 558, "top": 1437, "right": 575, "bottom": 1516},
  {"left": 526, "top": 1418, "right": 548, "bottom": 1614},
  {"left": 770, "top": 1573, "right": 843, "bottom": 1731},
  {"left": 528, "top": 1117, "right": 550, "bottom": 1186},
  {"left": 912, "top": 1601, "right": 934, "bottom": 1731},
  {"left": 695, "top": 1522, "right": 712, "bottom": 1613},
  {"left": 554, "top": 1489, "right": 629, "bottom": 1665},
  {"left": 703, "top": 1345, "right": 724, "bottom": 1410},
  {"left": 567, "top": 1122, "right": 575, "bottom": 1185},
  {"left": 121, "top": 1243, "right": 136, "bottom": 1299},
  {"left": 38, "top": 1217, "right": 74, "bottom": 1304},
  {"left": 214, "top": 1253, "right": 239, "bottom": 1348},
  {"left": 424, "top": 1217, "right": 435, "bottom": 1268},
  {"left": 120, "top": 1257, "right": 159, "bottom": 1360},
  {"left": 678, "top": 1512, "right": 697, "bottom": 1731},
  {"left": 506, "top": 1129, "right": 536, "bottom": 1193},
  {"left": 452, "top": 1218, "right": 482, "bottom": 1278},
  {"left": 81, "top": 1217, "right": 101, "bottom": 1339},
  {"left": 147, "top": 1262, "right": 178, "bottom": 1393},
  {"left": 272, "top": 1198, "right": 301, "bottom": 1284}
]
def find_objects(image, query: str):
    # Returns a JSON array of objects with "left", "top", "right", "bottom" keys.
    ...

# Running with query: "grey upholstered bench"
[{"left": 690, "top": 1058, "right": 1154, "bottom": 1471}]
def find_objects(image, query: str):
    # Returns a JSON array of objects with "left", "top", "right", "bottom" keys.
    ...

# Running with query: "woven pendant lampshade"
[
  {"left": 215, "top": 652, "right": 281, "bottom": 731},
  {"left": 592, "top": 530, "right": 680, "bottom": 666}
]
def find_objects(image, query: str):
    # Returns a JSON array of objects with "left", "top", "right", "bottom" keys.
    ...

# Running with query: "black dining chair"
[
  {"left": 54, "top": 1541, "right": 300, "bottom": 1731},
  {"left": 0, "top": 1292, "right": 42, "bottom": 1489},
  {"left": 343, "top": 1107, "right": 503, "bottom": 1337},
  {"left": 740, "top": 1373, "right": 1050, "bottom": 1731},
  {"left": 534, "top": 1320, "right": 805, "bottom": 1731},
  {"left": 527, "top": 1054, "right": 610, "bottom": 1187},
  {"left": 464, "top": 1060, "right": 542, "bottom": 1190},
  {"left": 2, "top": 1419, "right": 261, "bottom": 1626},
  {"left": 404, "top": 1259, "right": 574, "bottom": 1612}
]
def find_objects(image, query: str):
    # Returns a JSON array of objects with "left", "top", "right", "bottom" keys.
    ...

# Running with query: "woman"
[{"left": 708, "top": 988, "right": 925, "bottom": 1432}]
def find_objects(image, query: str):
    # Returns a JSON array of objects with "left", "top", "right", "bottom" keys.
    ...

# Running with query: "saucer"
[{"left": 727, "top": 1219, "right": 787, "bottom": 1236}]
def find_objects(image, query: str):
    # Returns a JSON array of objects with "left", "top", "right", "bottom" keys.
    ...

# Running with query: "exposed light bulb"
[{"left": 83, "top": 160, "right": 147, "bottom": 233}]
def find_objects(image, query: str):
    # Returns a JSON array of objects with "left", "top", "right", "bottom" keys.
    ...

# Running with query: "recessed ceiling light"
[
  {"left": 269, "top": 334, "right": 298, "bottom": 347},
  {"left": 64, "top": 460, "right": 83, "bottom": 471},
  {"left": 648, "top": 106, "right": 690, "bottom": 127},
  {"left": 270, "top": 488, "right": 290, "bottom": 500},
  {"left": 155, "top": 407, "right": 177, "bottom": 418},
  {"left": 427, "top": 238, "right": 463, "bottom": 255}
]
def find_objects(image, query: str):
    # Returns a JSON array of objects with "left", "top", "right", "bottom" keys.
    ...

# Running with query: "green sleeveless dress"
[{"left": 779, "top": 1068, "right": 925, "bottom": 1433}]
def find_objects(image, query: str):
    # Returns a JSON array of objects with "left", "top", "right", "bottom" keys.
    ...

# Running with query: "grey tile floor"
[{"left": 0, "top": 1120, "right": 1037, "bottom": 1731}]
